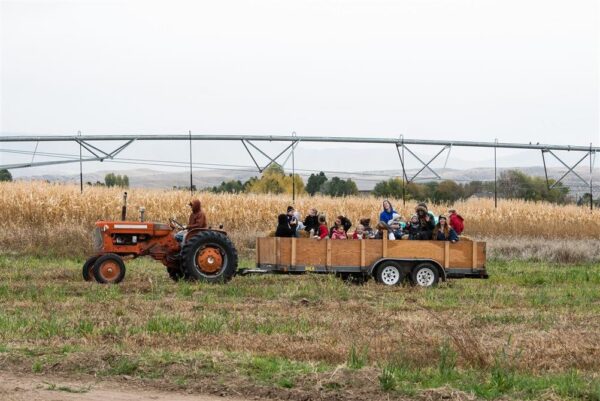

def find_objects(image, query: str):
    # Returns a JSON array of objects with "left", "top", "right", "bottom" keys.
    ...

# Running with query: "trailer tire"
[
  {"left": 82, "top": 255, "right": 99, "bottom": 282},
  {"left": 182, "top": 231, "right": 238, "bottom": 283},
  {"left": 411, "top": 263, "right": 440, "bottom": 287},
  {"left": 375, "top": 261, "right": 404, "bottom": 286},
  {"left": 93, "top": 254, "right": 126, "bottom": 284}
]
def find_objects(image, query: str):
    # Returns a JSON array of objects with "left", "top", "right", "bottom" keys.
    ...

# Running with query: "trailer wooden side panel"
[
  {"left": 256, "top": 237, "right": 486, "bottom": 271},
  {"left": 386, "top": 241, "right": 445, "bottom": 261}
]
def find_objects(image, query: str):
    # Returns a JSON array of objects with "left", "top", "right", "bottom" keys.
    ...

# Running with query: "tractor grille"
[{"left": 92, "top": 227, "right": 103, "bottom": 251}]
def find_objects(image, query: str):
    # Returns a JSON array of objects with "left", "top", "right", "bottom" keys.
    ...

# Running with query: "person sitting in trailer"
[
  {"left": 379, "top": 200, "right": 396, "bottom": 223},
  {"left": 403, "top": 214, "right": 421, "bottom": 240},
  {"left": 303, "top": 208, "right": 320, "bottom": 235},
  {"left": 286, "top": 206, "right": 299, "bottom": 234},
  {"left": 315, "top": 214, "right": 330, "bottom": 240},
  {"left": 275, "top": 214, "right": 295, "bottom": 237},
  {"left": 374, "top": 221, "right": 396, "bottom": 240},
  {"left": 331, "top": 223, "right": 347, "bottom": 240},
  {"left": 415, "top": 202, "right": 436, "bottom": 240},
  {"left": 359, "top": 218, "right": 375, "bottom": 238},
  {"left": 329, "top": 215, "right": 352, "bottom": 237},
  {"left": 352, "top": 224, "right": 366, "bottom": 239},
  {"left": 387, "top": 215, "right": 404, "bottom": 240},
  {"left": 433, "top": 215, "right": 459, "bottom": 242},
  {"left": 448, "top": 208, "right": 465, "bottom": 235}
]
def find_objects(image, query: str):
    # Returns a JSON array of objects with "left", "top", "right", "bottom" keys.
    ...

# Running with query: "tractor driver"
[
  {"left": 175, "top": 199, "right": 207, "bottom": 243},
  {"left": 188, "top": 199, "right": 207, "bottom": 229}
]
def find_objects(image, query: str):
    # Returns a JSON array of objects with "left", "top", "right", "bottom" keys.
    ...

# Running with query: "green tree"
[
  {"left": 211, "top": 180, "right": 245, "bottom": 193},
  {"left": 306, "top": 172, "right": 328, "bottom": 196},
  {"left": 373, "top": 178, "right": 404, "bottom": 198},
  {"left": 104, "top": 173, "right": 116, "bottom": 187},
  {"left": 319, "top": 177, "right": 358, "bottom": 197},
  {"left": 433, "top": 180, "right": 463, "bottom": 203},
  {"left": 0, "top": 169, "right": 12, "bottom": 182}
]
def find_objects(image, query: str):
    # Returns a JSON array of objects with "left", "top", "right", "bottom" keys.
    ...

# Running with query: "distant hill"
[{"left": 15, "top": 166, "right": 600, "bottom": 195}]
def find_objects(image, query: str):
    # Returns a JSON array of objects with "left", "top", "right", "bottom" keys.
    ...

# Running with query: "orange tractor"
[{"left": 82, "top": 193, "right": 238, "bottom": 284}]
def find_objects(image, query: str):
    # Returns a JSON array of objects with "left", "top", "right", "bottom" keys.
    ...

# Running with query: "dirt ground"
[{"left": 0, "top": 372, "right": 250, "bottom": 401}]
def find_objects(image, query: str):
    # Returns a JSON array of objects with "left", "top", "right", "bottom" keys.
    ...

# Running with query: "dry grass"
[{"left": 1, "top": 181, "right": 599, "bottom": 258}]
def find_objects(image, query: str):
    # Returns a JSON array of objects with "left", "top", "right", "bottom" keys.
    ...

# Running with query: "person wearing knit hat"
[
  {"left": 415, "top": 203, "right": 435, "bottom": 239},
  {"left": 403, "top": 214, "right": 421, "bottom": 240}
]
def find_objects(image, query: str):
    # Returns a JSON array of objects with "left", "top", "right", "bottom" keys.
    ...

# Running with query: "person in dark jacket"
[
  {"left": 403, "top": 214, "right": 421, "bottom": 240},
  {"left": 379, "top": 200, "right": 396, "bottom": 223},
  {"left": 286, "top": 206, "right": 298, "bottom": 233},
  {"left": 415, "top": 203, "right": 435, "bottom": 240},
  {"left": 433, "top": 215, "right": 459, "bottom": 242},
  {"left": 303, "top": 208, "right": 320, "bottom": 234},
  {"left": 275, "top": 214, "right": 295, "bottom": 237},
  {"left": 329, "top": 215, "right": 352, "bottom": 237}
]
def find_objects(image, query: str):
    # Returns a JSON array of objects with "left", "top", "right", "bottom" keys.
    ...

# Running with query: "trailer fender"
[{"left": 369, "top": 258, "right": 447, "bottom": 281}]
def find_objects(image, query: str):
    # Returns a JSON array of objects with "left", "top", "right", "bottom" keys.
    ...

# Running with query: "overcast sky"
[{"left": 1, "top": 0, "right": 598, "bottom": 176}]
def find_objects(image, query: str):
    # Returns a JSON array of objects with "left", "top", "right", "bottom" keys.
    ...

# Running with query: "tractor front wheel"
[
  {"left": 93, "top": 254, "right": 126, "bottom": 284},
  {"left": 82, "top": 255, "right": 99, "bottom": 282},
  {"left": 181, "top": 231, "right": 238, "bottom": 283}
]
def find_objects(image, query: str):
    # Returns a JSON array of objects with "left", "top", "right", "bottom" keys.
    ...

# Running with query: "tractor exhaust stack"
[{"left": 121, "top": 192, "right": 128, "bottom": 221}]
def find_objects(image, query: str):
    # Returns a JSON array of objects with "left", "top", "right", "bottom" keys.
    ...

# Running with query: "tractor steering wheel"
[{"left": 169, "top": 218, "right": 186, "bottom": 230}]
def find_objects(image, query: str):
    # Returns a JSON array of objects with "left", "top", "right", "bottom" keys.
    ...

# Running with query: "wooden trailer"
[{"left": 254, "top": 234, "right": 487, "bottom": 287}]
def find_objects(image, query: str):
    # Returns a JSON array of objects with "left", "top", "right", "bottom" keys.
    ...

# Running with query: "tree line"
[{"left": 209, "top": 166, "right": 577, "bottom": 204}]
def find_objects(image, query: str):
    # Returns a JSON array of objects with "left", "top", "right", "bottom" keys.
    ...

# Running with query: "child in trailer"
[
  {"left": 352, "top": 224, "right": 366, "bottom": 239},
  {"left": 315, "top": 214, "right": 330, "bottom": 240},
  {"left": 359, "top": 218, "right": 374, "bottom": 238},
  {"left": 433, "top": 215, "right": 459, "bottom": 242},
  {"left": 403, "top": 214, "right": 421, "bottom": 240},
  {"left": 387, "top": 215, "right": 404, "bottom": 240},
  {"left": 331, "top": 223, "right": 348, "bottom": 240},
  {"left": 303, "top": 208, "right": 320, "bottom": 235}
]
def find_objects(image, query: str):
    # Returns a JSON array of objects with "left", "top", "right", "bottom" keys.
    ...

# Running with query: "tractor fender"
[{"left": 369, "top": 258, "right": 447, "bottom": 281}]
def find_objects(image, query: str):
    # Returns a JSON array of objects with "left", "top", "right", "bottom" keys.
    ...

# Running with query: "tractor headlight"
[{"left": 92, "top": 227, "right": 103, "bottom": 251}]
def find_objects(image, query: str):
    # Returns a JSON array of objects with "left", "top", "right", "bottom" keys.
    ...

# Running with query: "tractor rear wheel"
[
  {"left": 93, "top": 253, "right": 126, "bottom": 284},
  {"left": 181, "top": 231, "right": 238, "bottom": 283},
  {"left": 82, "top": 255, "right": 99, "bottom": 282}
]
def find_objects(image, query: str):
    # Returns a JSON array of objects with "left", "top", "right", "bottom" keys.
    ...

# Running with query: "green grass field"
[{"left": 0, "top": 255, "right": 599, "bottom": 400}]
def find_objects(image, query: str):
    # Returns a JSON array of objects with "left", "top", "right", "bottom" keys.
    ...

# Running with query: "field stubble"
[{"left": 0, "top": 256, "right": 598, "bottom": 400}]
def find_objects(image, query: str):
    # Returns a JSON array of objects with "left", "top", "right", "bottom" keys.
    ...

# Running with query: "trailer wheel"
[
  {"left": 376, "top": 261, "right": 403, "bottom": 286},
  {"left": 411, "top": 263, "right": 440, "bottom": 287},
  {"left": 181, "top": 231, "right": 238, "bottom": 283},
  {"left": 93, "top": 254, "right": 126, "bottom": 284},
  {"left": 82, "top": 255, "right": 99, "bottom": 282}
]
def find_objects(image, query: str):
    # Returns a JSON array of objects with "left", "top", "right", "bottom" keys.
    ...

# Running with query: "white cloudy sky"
[{"left": 0, "top": 0, "right": 598, "bottom": 177}]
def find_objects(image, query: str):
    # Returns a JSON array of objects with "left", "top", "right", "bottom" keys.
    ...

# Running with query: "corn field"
[{"left": 1, "top": 181, "right": 599, "bottom": 257}]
